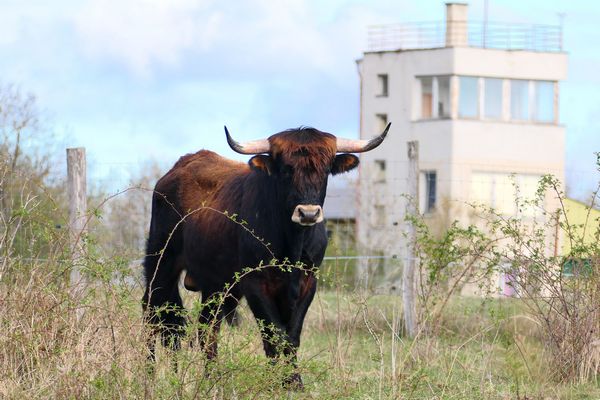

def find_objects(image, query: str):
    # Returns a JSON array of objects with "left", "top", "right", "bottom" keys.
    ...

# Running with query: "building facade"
[{"left": 356, "top": 3, "right": 567, "bottom": 259}]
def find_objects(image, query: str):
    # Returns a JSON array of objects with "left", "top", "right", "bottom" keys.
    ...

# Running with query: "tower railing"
[{"left": 367, "top": 21, "right": 563, "bottom": 53}]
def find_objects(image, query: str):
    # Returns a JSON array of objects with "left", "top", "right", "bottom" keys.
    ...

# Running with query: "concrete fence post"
[
  {"left": 404, "top": 141, "right": 419, "bottom": 338},
  {"left": 67, "top": 147, "right": 87, "bottom": 290}
]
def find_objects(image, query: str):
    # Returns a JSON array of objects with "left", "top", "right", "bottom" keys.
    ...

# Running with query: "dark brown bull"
[{"left": 142, "top": 124, "right": 390, "bottom": 387}]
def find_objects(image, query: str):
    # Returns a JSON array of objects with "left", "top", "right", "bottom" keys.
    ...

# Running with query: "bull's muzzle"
[{"left": 291, "top": 205, "right": 323, "bottom": 226}]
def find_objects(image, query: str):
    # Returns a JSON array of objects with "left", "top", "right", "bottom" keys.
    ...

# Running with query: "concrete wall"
[{"left": 357, "top": 45, "right": 567, "bottom": 253}]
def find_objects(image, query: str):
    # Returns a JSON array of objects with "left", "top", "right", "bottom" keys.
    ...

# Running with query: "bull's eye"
[{"left": 282, "top": 165, "right": 293, "bottom": 178}]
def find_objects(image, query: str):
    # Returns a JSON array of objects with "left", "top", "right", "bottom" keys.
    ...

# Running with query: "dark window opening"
[
  {"left": 377, "top": 74, "right": 388, "bottom": 97},
  {"left": 420, "top": 77, "right": 433, "bottom": 118},
  {"left": 374, "top": 159, "right": 386, "bottom": 182},
  {"left": 437, "top": 76, "right": 451, "bottom": 118},
  {"left": 425, "top": 171, "right": 437, "bottom": 212},
  {"left": 376, "top": 113, "right": 388, "bottom": 131}
]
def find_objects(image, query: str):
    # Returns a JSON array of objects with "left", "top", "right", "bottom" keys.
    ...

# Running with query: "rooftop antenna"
[{"left": 483, "top": 0, "right": 489, "bottom": 48}]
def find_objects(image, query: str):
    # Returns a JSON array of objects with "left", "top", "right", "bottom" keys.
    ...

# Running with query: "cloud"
[
  {"left": 1, "top": 0, "right": 598, "bottom": 197},
  {"left": 70, "top": 0, "right": 396, "bottom": 81},
  {"left": 73, "top": 0, "right": 222, "bottom": 76}
]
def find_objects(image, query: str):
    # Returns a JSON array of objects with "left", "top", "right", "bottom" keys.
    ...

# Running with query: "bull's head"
[{"left": 225, "top": 124, "right": 390, "bottom": 226}]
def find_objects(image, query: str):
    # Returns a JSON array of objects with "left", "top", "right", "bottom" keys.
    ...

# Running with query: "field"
[
  {"left": 1, "top": 92, "right": 598, "bottom": 399},
  {"left": 1, "top": 259, "right": 599, "bottom": 399}
]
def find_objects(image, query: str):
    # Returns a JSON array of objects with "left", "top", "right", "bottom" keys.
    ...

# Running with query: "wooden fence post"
[
  {"left": 403, "top": 141, "right": 418, "bottom": 338},
  {"left": 67, "top": 147, "right": 87, "bottom": 289}
]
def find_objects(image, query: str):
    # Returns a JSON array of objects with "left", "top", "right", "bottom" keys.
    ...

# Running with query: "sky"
[{"left": 0, "top": 0, "right": 598, "bottom": 199}]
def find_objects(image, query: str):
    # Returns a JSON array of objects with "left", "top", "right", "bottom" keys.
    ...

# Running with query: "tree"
[{"left": 0, "top": 84, "right": 67, "bottom": 262}]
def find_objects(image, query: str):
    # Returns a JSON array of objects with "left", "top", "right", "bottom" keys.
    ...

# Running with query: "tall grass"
[
  {"left": 1, "top": 161, "right": 599, "bottom": 398},
  {"left": 1, "top": 251, "right": 599, "bottom": 398}
]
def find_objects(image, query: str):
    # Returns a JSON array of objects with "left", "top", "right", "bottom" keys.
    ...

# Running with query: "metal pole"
[
  {"left": 403, "top": 141, "right": 418, "bottom": 338},
  {"left": 483, "top": 0, "right": 489, "bottom": 48},
  {"left": 67, "top": 147, "right": 87, "bottom": 289}
]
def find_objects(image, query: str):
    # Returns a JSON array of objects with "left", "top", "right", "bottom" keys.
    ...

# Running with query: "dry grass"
[
  {"left": 1, "top": 254, "right": 599, "bottom": 399},
  {"left": 0, "top": 163, "right": 597, "bottom": 398}
]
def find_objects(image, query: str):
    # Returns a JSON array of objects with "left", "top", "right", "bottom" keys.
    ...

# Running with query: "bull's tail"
[{"left": 142, "top": 190, "right": 189, "bottom": 359}]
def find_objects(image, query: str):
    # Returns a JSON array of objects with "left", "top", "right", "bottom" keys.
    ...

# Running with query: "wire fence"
[
  {"left": 84, "top": 158, "right": 599, "bottom": 238},
  {"left": 60, "top": 157, "right": 598, "bottom": 294}
]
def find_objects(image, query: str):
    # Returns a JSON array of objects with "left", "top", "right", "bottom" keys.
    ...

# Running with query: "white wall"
[{"left": 356, "top": 46, "right": 567, "bottom": 253}]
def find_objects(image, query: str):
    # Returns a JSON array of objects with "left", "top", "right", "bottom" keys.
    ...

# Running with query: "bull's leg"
[
  {"left": 244, "top": 283, "right": 288, "bottom": 359},
  {"left": 244, "top": 279, "right": 306, "bottom": 390},
  {"left": 197, "top": 290, "right": 224, "bottom": 361},
  {"left": 142, "top": 252, "right": 186, "bottom": 359},
  {"left": 283, "top": 273, "right": 318, "bottom": 388}
]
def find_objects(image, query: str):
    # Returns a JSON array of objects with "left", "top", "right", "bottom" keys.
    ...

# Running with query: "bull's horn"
[
  {"left": 336, "top": 122, "right": 391, "bottom": 153},
  {"left": 224, "top": 126, "right": 270, "bottom": 154}
]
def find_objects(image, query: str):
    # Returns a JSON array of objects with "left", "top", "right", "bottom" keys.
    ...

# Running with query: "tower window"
[
  {"left": 374, "top": 159, "right": 386, "bottom": 183},
  {"left": 420, "top": 77, "right": 433, "bottom": 118},
  {"left": 534, "top": 81, "right": 554, "bottom": 123},
  {"left": 459, "top": 76, "right": 479, "bottom": 118},
  {"left": 377, "top": 74, "right": 388, "bottom": 97},
  {"left": 418, "top": 76, "right": 450, "bottom": 119},
  {"left": 420, "top": 171, "right": 437, "bottom": 213},
  {"left": 375, "top": 113, "right": 388, "bottom": 132},
  {"left": 470, "top": 172, "right": 541, "bottom": 217},
  {"left": 511, "top": 80, "right": 530, "bottom": 121},
  {"left": 437, "top": 76, "right": 451, "bottom": 118},
  {"left": 484, "top": 78, "right": 503, "bottom": 119}
]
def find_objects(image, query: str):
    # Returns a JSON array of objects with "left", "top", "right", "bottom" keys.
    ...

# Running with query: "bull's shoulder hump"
[
  {"left": 181, "top": 150, "right": 248, "bottom": 177},
  {"left": 166, "top": 150, "right": 246, "bottom": 177},
  {"left": 171, "top": 150, "right": 239, "bottom": 168},
  {"left": 158, "top": 150, "right": 250, "bottom": 210}
]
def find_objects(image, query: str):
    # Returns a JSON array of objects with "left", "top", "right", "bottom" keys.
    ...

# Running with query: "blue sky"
[{"left": 1, "top": 0, "right": 598, "bottom": 199}]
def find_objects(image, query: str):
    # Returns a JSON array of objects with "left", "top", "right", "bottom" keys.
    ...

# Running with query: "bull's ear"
[
  {"left": 331, "top": 154, "right": 359, "bottom": 175},
  {"left": 249, "top": 155, "right": 273, "bottom": 175}
]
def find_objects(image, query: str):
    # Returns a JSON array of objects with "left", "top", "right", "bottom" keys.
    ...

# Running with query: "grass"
[{"left": 1, "top": 259, "right": 599, "bottom": 399}]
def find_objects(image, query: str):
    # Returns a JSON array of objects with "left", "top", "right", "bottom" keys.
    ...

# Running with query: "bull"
[{"left": 142, "top": 123, "right": 390, "bottom": 387}]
